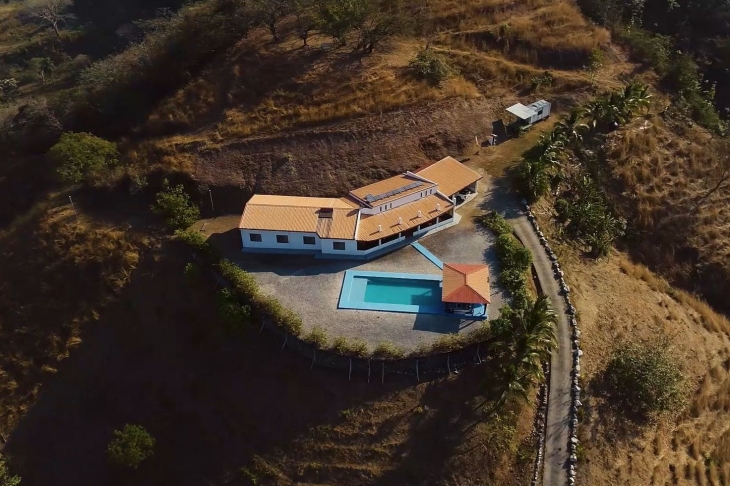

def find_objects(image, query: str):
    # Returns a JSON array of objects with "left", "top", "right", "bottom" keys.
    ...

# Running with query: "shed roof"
[
  {"left": 528, "top": 99, "right": 549, "bottom": 110},
  {"left": 415, "top": 156, "right": 482, "bottom": 197},
  {"left": 350, "top": 174, "right": 435, "bottom": 207},
  {"left": 442, "top": 263, "right": 491, "bottom": 304},
  {"left": 238, "top": 195, "right": 358, "bottom": 240},
  {"left": 506, "top": 103, "right": 537, "bottom": 120},
  {"left": 357, "top": 193, "right": 453, "bottom": 242}
]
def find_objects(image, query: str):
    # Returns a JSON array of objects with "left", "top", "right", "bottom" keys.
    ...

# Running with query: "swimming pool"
[{"left": 338, "top": 270, "right": 445, "bottom": 314}]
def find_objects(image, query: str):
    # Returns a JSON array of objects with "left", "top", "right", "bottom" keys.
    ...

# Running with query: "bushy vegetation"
[
  {"left": 304, "top": 326, "right": 329, "bottom": 348},
  {"left": 107, "top": 424, "right": 155, "bottom": 469},
  {"left": 0, "top": 454, "right": 21, "bottom": 486},
  {"left": 577, "top": 0, "right": 728, "bottom": 132},
  {"left": 332, "top": 336, "right": 369, "bottom": 357},
  {"left": 604, "top": 341, "right": 685, "bottom": 419},
  {"left": 151, "top": 181, "right": 200, "bottom": 230},
  {"left": 515, "top": 84, "right": 647, "bottom": 257},
  {"left": 409, "top": 48, "right": 451, "bottom": 85},
  {"left": 483, "top": 212, "right": 531, "bottom": 308},
  {"left": 372, "top": 341, "right": 406, "bottom": 359},
  {"left": 216, "top": 287, "right": 252, "bottom": 334},
  {"left": 48, "top": 132, "right": 119, "bottom": 184}
]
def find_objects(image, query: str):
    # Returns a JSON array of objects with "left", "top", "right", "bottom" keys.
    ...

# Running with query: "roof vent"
[
  {"left": 397, "top": 217, "right": 402, "bottom": 225},
  {"left": 417, "top": 210, "right": 422, "bottom": 218},
  {"left": 436, "top": 203, "right": 440, "bottom": 211},
  {"left": 318, "top": 208, "right": 334, "bottom": 219},
  {"left": 377, "top": 225, "right": 382, "bottom": 232}
]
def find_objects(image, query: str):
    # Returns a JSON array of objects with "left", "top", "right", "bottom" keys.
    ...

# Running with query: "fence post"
[
  {"left": 260, "top": 318, "right": 266, "bottom": 333},
  {"left": 476, "top": 343, "right": 482, "bottom": 364},
  {"left": 381, "top": 362, "right": 385, "bottom": 384},
  {"left": 281, "top": 334, "right": 288, "bottom": 350},
  {"left": 368, "top": 359, "right": 371, "bottom": 383},
  {"left": 310, "top": 350, "right": 316, "bottom": 369},
  {"left": 349, "top": 358, "right": 352, "bottom": 381},
  {"left": 447, "top": 355, "right": 451, "bottom": 375},
  {"left": 416, "top": 359, "right": 420, "bottom": 382}
]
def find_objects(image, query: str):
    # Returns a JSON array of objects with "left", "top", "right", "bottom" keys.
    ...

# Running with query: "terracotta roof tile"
[
  {"left": 357, "top": 194, "right": 453, "bottom": 242},
  {"left": 442, "top": 263, "right": 490, "bottom": 304},
  {"left": 416, "top": 156, "right": 482, "bottom": 197},
  {"left": 239, "top": 195, "right": 358, "bottom": 240}
]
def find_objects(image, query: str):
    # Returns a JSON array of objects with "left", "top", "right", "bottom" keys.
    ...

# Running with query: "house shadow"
[{"left": 412, "top": 313, "right": 483, "bottom": 334}]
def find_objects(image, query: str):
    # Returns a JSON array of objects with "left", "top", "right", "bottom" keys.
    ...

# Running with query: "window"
[
  {"left": 537, "top": 109, "right": 544, "bottom": 116},
  {"left": 276, "top": 235, "right": 289, "bottom": 244},
  {"left": 303, "top": 236, "right": 316, "bottom": 245},
  {"left": 333, "top": 241, "right": 346, "bottom": 250},
  {"left": 249, "top": 233, "right": 262, "bottom": 242}
]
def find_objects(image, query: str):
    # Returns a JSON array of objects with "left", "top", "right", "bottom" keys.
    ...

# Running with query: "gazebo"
[{"left": 442, "top": 263, "right": 490, "bottom": 317}]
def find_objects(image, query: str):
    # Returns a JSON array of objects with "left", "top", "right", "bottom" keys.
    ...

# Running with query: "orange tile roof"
[
  {"left": 416, "top": 156, "right": 482, "bottom": 197},
  {"left": 239, "top": 195, "right": 358, "bottom": 240},
  {"left": 350, "top": 174, "right": 436, "bottom": 207},
  {"left": 442, "top": 263, "right": 491, "bottom": 304},
  {"left": 357, "top": 193, "right": 453, "bottom": 242}
]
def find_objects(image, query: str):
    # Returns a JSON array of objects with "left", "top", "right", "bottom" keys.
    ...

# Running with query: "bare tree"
[
  {"left": 23, "top": 0, "right": 73, "bottom": 40},
  {"left": 693, "top": 155, "right": 730, "bottom": 211},
  {"left": 254, "top": 0, "right": 290, "bottom": 42}
]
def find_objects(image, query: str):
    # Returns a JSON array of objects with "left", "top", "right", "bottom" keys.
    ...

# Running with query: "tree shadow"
[{"left": 3, "top": 241, "right": 408, "bottom": 485}]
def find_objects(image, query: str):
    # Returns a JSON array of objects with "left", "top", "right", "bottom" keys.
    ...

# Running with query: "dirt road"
[{"left": 511, "top": 215, "right": 571, "bottom": 486}]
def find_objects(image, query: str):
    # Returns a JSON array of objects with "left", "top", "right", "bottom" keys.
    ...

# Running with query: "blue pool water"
[{"left": 362, "top": 277, "right": 442, "bottom": 306}]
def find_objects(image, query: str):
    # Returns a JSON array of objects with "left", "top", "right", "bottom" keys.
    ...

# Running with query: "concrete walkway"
[{"left": 510, "top": 215, "right": 571, "bottom": 486}]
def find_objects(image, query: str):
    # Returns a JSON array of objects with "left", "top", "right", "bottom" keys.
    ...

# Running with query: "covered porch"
[{"left": 441, "top": 263, "right": 490, "bottom": 318}]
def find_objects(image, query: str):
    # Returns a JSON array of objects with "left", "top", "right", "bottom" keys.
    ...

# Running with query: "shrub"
[
  {"left": 49, "top": 132, "right": 119, "bottom": 184},
  {"left": 107, "top": 424, "right": 155, "bottom": 469},
  {"left": 409, "top": 48, "right": 451, "bottom": 85},
  {"left": 217, "top": 259, "right": 260, "bottom": 299},
  {"left": 495, "top": 234, "right": 532, "bottom": 272},
  {"left": 0, "top": 78, "right": 18, "bottom": 101},
  {"left": 332, "top": 336, "right": 369, "bottom": 357},
  {"left": 0, "top": 453, "right": 21, "bottom": 486},
  {"left": 372, "top": 341, "right": 405, "bottom": 359},
  {"left": 152, "top": 180, "right": 201, "bottom": 229},
  {"left": 217, "top": 288, "right": 252, "bottom": 333},
  {"left": 605, "top": 341, "right": 685, "bottom": 419},
  {"left": 304, "top": 326, "right": 329, "bottom": 348},
  {"left": 184, "top": 261, "right": 201, "bottom": 280},
  {"left": 482, "top": 212, "right": 512, "bottom": 236},
  {"left": 175, "top": 229, "right": 220, "bottom": 263},
  {"left": 516, "top": 159, "right": 551, "bottom": 202}
]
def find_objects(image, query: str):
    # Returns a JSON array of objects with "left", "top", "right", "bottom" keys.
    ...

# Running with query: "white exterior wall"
[
  {"left": 240, "top": 229, "right": 323, "bottom": 251},
  {"left": 320, "top": 238, "right": 359, "bottom": 255},
  {"left": 360, "top": 186, "right": 439, "bottom": 215}
]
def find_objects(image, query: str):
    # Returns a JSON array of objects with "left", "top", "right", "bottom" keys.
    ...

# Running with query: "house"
[
  {"left": 442, "top": 262, "right": 490, "bottom": 316},
  {"left": 506, "top": 99, "right": 551, "bottom": 126},
  {"left": 238, "top": 156, "right": 482, "bottom": 258}
]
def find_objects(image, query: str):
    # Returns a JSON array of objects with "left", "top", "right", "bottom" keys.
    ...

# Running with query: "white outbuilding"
[{"left": 506, "top": 99, "right": 551, "bottom": 125}]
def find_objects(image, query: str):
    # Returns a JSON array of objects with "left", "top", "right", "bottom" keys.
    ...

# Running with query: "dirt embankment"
[{"left": 182, "top": 98, "right": 501, "bottom": 213}]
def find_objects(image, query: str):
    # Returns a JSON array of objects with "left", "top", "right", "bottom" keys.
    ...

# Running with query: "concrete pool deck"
[{"left": 221, "top": 179, "right": 506, "bottom": 351}]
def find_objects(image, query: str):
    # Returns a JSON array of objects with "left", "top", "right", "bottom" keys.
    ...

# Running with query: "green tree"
[
  {"left": 408, "top": 48, "right": 451, "bottom": 85},
  {"left": 554, "top": 109, "right": 589, "bottom": 145},
  {"left": 605, "top": 340, "right": 685, "bottom": 419},
  {"left": 49, "top": 132, "right": 119, "bottom": 184},
  {"left": 0, "top": 453, "right": 21, "bottom": 486},
  {"left": 254, "top": 0, "right": 290, "bottom": 42},
  {"left": 490, "top": 296, "right": 557, "bottom": 405},
  {"left": 316, "top": 0, "right": 367, "bottom": 45},
  {"left": 107, "top": 424, "right": 155, "bottom": 469},
  {"left": 516, "top": 158, "right": 550, "bottom": 202},
  {"left": 294, "top": 0, "right": 317, "bottom": 47},
  {"left": 151, "top": 181, "right": 201, "bottom": 229}
]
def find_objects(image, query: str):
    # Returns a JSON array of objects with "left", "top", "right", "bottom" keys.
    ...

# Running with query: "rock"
[
  {"left": 521, "top": 199, "right": 528, "bottom": 206},
  {"left": 572, "top": 418, "right": 579, "bottom": 427},
  {"left": 575, "top": 400, "right": 583, "bottom": 407},
  {"left": 577, "top": 349, "right": 583, "bottom": 357},
  {"left": 571, "top": 436, "right": 579, "bottom": 445},
  {"left": 569, "top": 477, "right": 576, "bottom": 485},
  {"left": 570, "top": 454, "right": 578, "bottom": 463}
]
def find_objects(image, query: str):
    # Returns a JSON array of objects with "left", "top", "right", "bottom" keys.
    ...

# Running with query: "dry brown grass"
[
  {"left": 604, "top": 116, "right": 730, "bottom": 317},
  {"left": 0, "top": 197, "right": 156, "bottom": 433}
]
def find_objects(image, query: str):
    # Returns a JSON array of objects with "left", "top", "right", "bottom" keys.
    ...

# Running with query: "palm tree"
[
  {"left": 489, "top": 295, "right": 558, "bottom": 406},
  {"left": 584, "top": 98, "right": 608, "bottom": 131},
  {"left": 554, "top": 109, "right": 589, "bottom": 145},
  {"left": 623, "top": 82, "right": 652, "bottom": 114}
]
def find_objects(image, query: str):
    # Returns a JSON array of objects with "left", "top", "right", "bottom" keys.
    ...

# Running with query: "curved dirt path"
[{"left": 510, "top": 214, "right": 571, "bottom": 486}]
